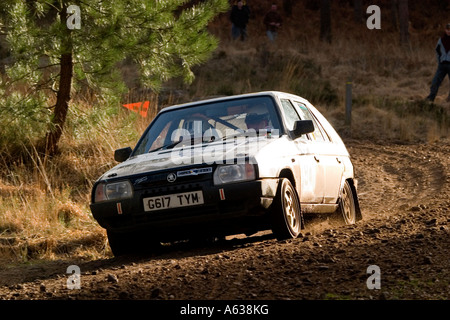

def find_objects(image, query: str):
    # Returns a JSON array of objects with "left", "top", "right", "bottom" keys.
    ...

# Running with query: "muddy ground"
[{"left": 0, "top": 140, "right": 448, "bottom": 305}]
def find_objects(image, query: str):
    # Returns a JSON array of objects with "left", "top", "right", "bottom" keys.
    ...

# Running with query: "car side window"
[
  {"left": 293, "top": 102, "right": 330, "bottom": 142},
  {"left": 311, "top": 112, "right": 331, "bottom": 142},
  {"left": 280, "top": 99, "right": 301, "bottom": 131}
]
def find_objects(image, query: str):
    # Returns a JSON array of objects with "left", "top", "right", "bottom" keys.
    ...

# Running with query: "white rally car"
[{"left": 90, "top": 91, "right": 362, "bottom": 256}]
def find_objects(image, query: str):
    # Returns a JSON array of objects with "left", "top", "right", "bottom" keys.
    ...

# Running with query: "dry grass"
[
  {"left": 0, "top": 100, "right": 155, "bottom": 264},
  {"left": 0, "top": 188, "right": 108, "bottom": 263},
  {"left": 199, "top": 1, "right": 450, "bottom": 142},
  {"left": 0, "top": 1, "right": 449, "bottom": 265}
]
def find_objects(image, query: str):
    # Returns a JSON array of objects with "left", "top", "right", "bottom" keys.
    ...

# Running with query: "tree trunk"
[
  {"left": 391, "top": 0, "right": 399, "bottom": 31},
  {"left": 45, "top": 53, "right": 73, "bottom": 155},
  {"left": 320, "top": 0, "right": 332, "bottom": 43},
  {"left": 399, "top": 0, "right": 409, "bottom": 45},
  {"left": 44, "top": 7, "right": 73, "bottom": 155}
]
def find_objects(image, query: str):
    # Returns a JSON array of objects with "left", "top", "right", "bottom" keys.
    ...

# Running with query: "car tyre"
[
  {"left": 271, "top": 178, "right": 302, "bottom": 240},
  {"left": 335, "top": 180, "right": 357, "bottom": 225}
]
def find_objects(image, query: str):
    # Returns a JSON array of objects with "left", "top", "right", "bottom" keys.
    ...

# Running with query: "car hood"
[{"left": 99, "top": 136, "right": 278, "bottom": 181}]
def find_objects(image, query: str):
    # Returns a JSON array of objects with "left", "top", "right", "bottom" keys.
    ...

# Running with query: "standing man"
[
  {"left": 230, "top": 0, "right": 250, "bottom": 41},
  {"left": 263, "top": 3, "right": 282, "bottom": 42},
  {"left": 426, "top": 23, "right": 450, "bottom": 102}
]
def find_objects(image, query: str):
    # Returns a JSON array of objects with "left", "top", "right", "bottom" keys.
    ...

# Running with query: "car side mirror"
[
  {"left": 114, "top": 147, "right": 132, "bottom": 162},
  {"left": 291, "top": 120, "right": 315, "bottom": 139}
]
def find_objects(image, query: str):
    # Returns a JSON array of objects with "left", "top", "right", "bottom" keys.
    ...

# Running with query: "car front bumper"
[{"left": 90, "top": 178, "right": 279, "bottom": 241}]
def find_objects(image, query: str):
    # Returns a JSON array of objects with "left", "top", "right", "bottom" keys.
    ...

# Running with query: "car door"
[
  {"left": 279, "top": 99, "right": 323, "bottom": 204},
  {"left": 293, "top": 101, "right": 344, "bottom": 204}
]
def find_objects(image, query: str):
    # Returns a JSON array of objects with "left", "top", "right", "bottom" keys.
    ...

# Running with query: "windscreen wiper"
[{"left": 148, "top": 140, "right": 181, "bottom": 153}]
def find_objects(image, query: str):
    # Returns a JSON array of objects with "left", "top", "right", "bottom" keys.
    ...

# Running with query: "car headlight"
[
  {"left": 213, "top": 164, "right": 256, "bottom": 185},
  {"left": 94, "top": 181, "right": 133, "bottom": 203}
]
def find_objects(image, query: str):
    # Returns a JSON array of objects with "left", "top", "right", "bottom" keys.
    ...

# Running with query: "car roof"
[{"left": 158, "top": 91, "right": 311, "bottom": 114}]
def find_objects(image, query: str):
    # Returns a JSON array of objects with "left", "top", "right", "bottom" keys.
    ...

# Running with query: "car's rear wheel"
[
  {"left": 335, "top": 180, "right": 356, "bottom": 225},
  {"left": 107, "top": 230, "right": 160, "bottom": 257},
  {"left": 271, "top": 178, "right": 302, "bottom": 240}
]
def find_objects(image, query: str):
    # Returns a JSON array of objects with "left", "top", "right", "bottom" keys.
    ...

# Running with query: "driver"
[
  {"left": 245, "top": 104, "right": 271, "bottom": 130},
  {"left": 245, "top": 113, "right": 269, "bottom": 130}
]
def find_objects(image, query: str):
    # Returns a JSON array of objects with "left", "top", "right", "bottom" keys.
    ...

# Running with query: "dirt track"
[{"left": 0, "top": 140, "right": 448, "bottom": 301}]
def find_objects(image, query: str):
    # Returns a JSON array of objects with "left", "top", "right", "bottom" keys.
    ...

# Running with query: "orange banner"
[{"left": 122, "top": 101, "right": 149, "bottom": 117}]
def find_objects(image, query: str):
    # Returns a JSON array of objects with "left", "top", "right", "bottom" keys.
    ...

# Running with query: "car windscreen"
[{"left": 132, "top": 96, "right": 282, "bottom": 156}]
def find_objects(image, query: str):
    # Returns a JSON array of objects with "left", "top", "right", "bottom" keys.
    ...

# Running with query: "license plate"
[{"left": 143, "top": 191, "right": 204, "bottom": 212}]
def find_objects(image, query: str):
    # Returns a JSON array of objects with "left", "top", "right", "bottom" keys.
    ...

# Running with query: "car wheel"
[
  {"left": 271, "top": 178, "right": 302, "bottom": 240},
  {"left": 336, "top": 180, "right": 356, "bottom": 225},
  {"left": 107, "top": 230, "right": 160, "bottom": 257}
]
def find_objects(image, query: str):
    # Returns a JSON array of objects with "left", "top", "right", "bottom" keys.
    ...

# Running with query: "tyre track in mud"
[
  {"left": 0, "top": 140, "right": 448, "bottom": 300},
  {"left": 347, "top": 141, "right": 448, "bottom": 217}
]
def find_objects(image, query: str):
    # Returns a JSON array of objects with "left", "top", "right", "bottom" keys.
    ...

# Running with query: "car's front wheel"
[{"left": 271, "top": 178, "right": 302, "bottom": 240}]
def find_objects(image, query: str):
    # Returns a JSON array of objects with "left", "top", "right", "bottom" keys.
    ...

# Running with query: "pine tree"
[{"left": 0, "top": 0, "right": 229, "bottom": 155}]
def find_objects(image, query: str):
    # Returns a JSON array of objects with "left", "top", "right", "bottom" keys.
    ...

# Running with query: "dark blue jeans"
[
  {"left": 427, "top": 62, "right": 450, "bottom": 101},
  {"left": 231, "top": 24, "right": 247, "bottom": 41}
]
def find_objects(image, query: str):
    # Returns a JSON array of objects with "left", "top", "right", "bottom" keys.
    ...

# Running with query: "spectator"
[
  {"left": 426, "top": 23, "right": 450, "bottom": 102},
  {"left": 230, "top": 0, "right": 250, "bottom": 41},
  {"left": 263, "top": 3, "right": 282, "bottom": 42}
]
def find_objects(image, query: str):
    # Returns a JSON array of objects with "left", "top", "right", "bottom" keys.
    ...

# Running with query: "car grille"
[
  {"left": 131, "top": 168, "right": 214, "bottom": 190},
  {"left": 139, "top": 182, "right": 206, "bottom": 197}
]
